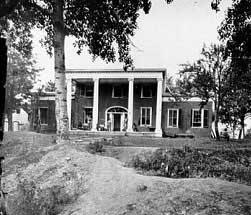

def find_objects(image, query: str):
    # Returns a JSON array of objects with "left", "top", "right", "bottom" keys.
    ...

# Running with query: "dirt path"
[
  {"left": 60, "top": 155, "right": 152, "bottom": 215},
  {"left": 60, "top": 153, "right": 251, "bottom": 215}
]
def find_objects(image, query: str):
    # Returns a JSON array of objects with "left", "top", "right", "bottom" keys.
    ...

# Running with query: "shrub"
[
  {"left": 86, "top": 140, "right": 105, "bottom": 154},
  {"left": 128, "top": 146, "right": 251, "bottom": 185},
  {"left": 9, "top": 178, "right": 76, "bottom": 215}
]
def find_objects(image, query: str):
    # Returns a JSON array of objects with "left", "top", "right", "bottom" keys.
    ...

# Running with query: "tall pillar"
[
  {"left": 92, "top": 78, "right": 99, "bottom": 131},
  {"left": 127, "top": 78, "right": 134, "bottom": 132},
  {"left": 155, "top": 78, "right": 163, "bottom": 136},
  {"left": 66, "top": 78, "right": 72, "bottom": 130}
]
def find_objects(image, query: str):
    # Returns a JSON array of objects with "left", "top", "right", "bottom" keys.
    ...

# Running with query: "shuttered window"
[{"left": 191, "top": 109, "right": 209, "bottom": 128}]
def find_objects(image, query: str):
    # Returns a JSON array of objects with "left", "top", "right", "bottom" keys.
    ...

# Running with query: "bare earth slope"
[
  {"left": 60, "top": 154, "right": 251, "bottom": 215},
  {"left": 1, "top": 132, "right": 251, "bottom": 215}
]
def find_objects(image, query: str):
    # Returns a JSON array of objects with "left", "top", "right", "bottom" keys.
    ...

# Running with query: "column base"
[
  {"left": 91, "top": 128, "right": 97, "bottom": 132},
  {"left": 155, "top": 129, "right": 163, "bottom": 137}
]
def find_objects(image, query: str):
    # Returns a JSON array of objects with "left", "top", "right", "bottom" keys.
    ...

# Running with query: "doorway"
[
  {"left": 105, "top": 106, "right": 128, "bottom": 132},
  {"left": 113, "top": 114, "right": 121, "bottom": 131}
]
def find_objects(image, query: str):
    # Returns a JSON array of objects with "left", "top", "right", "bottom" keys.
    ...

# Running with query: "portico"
[{"left": 66, "top": 68, "right": 165, "bottom": 137}]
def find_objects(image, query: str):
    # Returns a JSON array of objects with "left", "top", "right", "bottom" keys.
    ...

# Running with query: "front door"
[{"left": 113, "top": 114, "right": 121, "bottom": 131}]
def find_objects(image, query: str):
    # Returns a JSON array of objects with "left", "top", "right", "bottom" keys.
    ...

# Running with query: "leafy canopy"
[{"left": 1, "top": 0, "right": 173, "bottom": 68}]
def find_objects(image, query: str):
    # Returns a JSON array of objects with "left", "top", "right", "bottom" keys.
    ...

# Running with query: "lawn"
[{"left": 1, "top": 132, "right": 251, "bottom": 215}]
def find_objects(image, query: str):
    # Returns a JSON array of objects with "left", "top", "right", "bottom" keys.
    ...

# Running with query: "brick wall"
[{"left": 162, "top": 101, "right": 212, "bottom": 137}]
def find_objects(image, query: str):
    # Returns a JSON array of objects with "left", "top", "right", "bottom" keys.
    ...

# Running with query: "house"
[
  {"left": 30, "top": 68, "right": 213, "bottom": 137},
  {"left": 30, "top": 92, "right": 56, "bottom": 133},
  {"left": 4, "top": 108, "right": 29, "bottom": 131}
]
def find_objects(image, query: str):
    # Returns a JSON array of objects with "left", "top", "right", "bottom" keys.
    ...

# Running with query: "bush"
[
  {"left": 86, "top": 140, "right": 105, "bottom": 154},
  {"left": 128, "top": 146, "right": 251, "bottom": 185},
  {"left": 9, "top": 178, "right": 76, "bottom": 215}
]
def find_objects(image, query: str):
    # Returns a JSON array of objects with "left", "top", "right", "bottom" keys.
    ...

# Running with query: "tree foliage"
[
  {"left": 4, "top": 22, "right": 39, "bottom": 131},
  {"left": 179, "top": 44, "right": 229, "bottom": 139},
  {"left": 218, "top": 0, "right": 251, "bottom": 138}
]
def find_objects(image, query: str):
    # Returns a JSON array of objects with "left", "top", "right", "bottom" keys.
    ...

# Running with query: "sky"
[{"left": 32, "top": 0, "right": 232, "bottom": 86}]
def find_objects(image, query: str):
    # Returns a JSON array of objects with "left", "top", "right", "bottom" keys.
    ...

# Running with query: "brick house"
[{"left": 30, "top": 68, "right": 212, "bottom": 137}]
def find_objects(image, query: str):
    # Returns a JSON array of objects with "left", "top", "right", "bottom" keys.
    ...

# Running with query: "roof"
[{"left": 66, "top": 68, "right": 166, "bottom": 74}]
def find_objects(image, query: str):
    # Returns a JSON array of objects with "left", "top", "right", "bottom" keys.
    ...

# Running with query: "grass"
[
  {"left": 113, "top": 136, "right": 251, "bottom": 149},
  {"left": 1, "top": 132, "right": 251, "bottom": 215},
  {"left": 0, "top": 132, "right": 56, "bottom": 176}
]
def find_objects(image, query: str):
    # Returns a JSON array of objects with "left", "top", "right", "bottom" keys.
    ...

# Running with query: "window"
[
  {"left": 112, "top": 86, "right": 124, "bottom": 98},
  {"left": 167, "top": 109, "right": 179, "bottom": 128},
  {"left": 192, "top": 109, "right": 209, "bottom": 128},
  {"left": 140, "top": 107, "right": 152, "bottom": 126},
  {"left": 80, "top": 85, "right": 93, "bottom": 97},
  {"left": 141, "top": 85, "right": 152, "bottom": 98},
  {"left": 83, "top": 107, "right": 93, "bottom": 124},
  {"left": 39, "top": 107, "right": 48, "bottom": 124}
]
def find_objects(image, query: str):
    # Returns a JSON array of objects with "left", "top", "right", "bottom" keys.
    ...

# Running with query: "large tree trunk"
[
  {"left": 0, "top": 38, "right": 7, "bottom": 140},
  {"left": 53, "top": 0, "right": 69, "bottom": 143}
]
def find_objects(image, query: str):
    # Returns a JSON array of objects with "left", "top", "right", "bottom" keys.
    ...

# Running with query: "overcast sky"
[{"left": 32, "top": 0, "right": 232, "bottom": 86}]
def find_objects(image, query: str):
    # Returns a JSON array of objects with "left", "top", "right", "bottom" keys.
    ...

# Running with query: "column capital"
[
  {"left": 93, "top": 77, "right": 99, "bottom": 82},
  {"left": 157, "top": 78, "right": 163, "bottom": 82},
  {"left": 128, "top": 78, "right": 134, "bottom": 82}
]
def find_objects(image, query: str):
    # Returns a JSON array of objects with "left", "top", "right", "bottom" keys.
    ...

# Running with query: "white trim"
[
  {"left": 39, "top": 96, "right": 55, "bottom": 101},
  {"left": 141, "top": 85, "right": 152, "bottom": 98},
  {"left": 66, "top": 71, "right": 163, "bottom": 80},
  {"left": 167, "top": 109, "right": 179, "bottom": 128},
  {"left": 66, "top": 68, "right": 166, "bottom": 73},
  {"left": 140, "top": 107, "right": 152, "bottom": 126},
  {"left": 105, "top": 106, "right": 128, "bottom": 130},
  {"left": 192, "top": 108, "right": 204, "bottom": 128},
  {"left": 38, "top": 107, "right": 48, "bottom": 125}
]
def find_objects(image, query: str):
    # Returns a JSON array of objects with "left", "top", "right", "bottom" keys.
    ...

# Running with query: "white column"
[
  {"left": 155, "top": 78, "right": 163, "bottom": 135},
  {"left": 127, "top": 78, "right": 134, "bottom": 132},
  {"left": 66, "top": 78, "right": 72, "bottom": 130},
  {"left": 92, "top": 78, "right": 99, "bottom": 131}
]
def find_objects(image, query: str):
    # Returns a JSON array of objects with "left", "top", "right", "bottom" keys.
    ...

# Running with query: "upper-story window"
[
  {"left": 141, "top": 85, "right": 152, "bottom": 98},
  {"left": 112, "top": 86, "right": 123, "bottom": 98},
  {"left": 192, "top": 109, "right": 209, "bottom": 128},
  {"left": 167, "top": 109, "right": 179, "bottom": 128},
  {"left": 80, "top": 85, "right": 93, "bottom": 97}
]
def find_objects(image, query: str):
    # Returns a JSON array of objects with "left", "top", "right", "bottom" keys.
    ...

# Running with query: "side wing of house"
[{"left": 162, "top": 100, "right": 213, "bottom": 137}]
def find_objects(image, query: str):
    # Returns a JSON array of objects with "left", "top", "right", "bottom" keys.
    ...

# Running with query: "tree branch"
[{"left": 24, "top": 1, "right": 52, "bottom": 16}]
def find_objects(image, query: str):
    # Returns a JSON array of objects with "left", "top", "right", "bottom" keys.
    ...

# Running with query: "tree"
[
  {"left": 218, "top": 0, "right": 251, "bottom": 139},
  {"left": 4, "top": 23, "right": 39, "bottom": 131},
  {"left": 2, "top": 0, "right": 175, "bottom": 143},
  {"left": 178, "top": 44, "right": 229, "bottom": 139},
  {"left": 1, "top": 0, "right": 221, "bottom": 143}
]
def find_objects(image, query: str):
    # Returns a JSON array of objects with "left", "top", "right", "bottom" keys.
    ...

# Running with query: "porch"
[{"left": 66, "top": 68, "right": 166, "bottom": 137}]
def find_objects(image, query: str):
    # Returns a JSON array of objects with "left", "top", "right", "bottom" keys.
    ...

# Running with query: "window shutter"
[
  {"left": 190, "top": 109, "right": 193, "bottom": 127},
  {"left": 203, "top": 109, "right": 209, "bottom": 128},
  {"left": 178, "top": 109, "right": 182, "bottom": 128}
]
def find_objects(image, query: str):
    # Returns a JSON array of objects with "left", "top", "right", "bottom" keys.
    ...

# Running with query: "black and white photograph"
[{"left": 0, "top": 0, "right": 251, "bottom": 214}]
